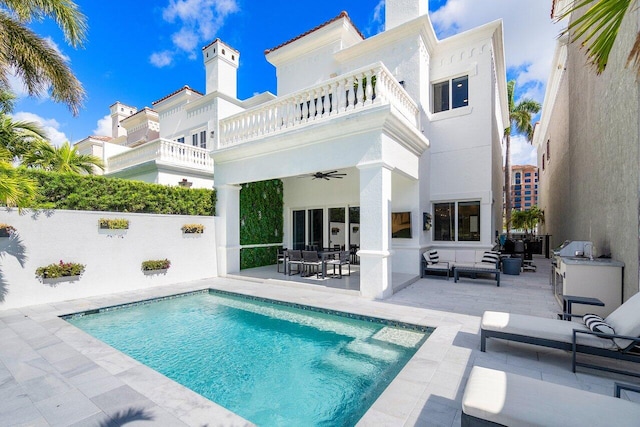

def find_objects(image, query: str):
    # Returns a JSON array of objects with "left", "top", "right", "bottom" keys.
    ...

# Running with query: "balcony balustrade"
[
  {"left": 106, "top": 139, "right": 213, "bottom": 173},
  {"left": 217, "top": 62, "right": 420, "bottom": 150}
]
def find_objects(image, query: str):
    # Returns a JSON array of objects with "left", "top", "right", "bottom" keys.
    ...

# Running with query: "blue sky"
[{"left": 11, "top": 0, "right": 562, "bottom": 165}]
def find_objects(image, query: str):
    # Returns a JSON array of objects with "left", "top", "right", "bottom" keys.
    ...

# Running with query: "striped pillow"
[
  {"left": 481, "top": 251, "right": 500, "bottom": 265},
  {"left": 428, "top": 250, "right": 439, "bottom": 264},
  {"left": 583, "top": 313, "right": 616, "bottom": 336}
]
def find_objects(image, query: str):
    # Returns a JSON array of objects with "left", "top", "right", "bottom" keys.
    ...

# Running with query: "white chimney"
[
  {"left": 202, "top": 39, "right": 240, "bottom": 98},
  {"left": 386, "top": 0, "right": 428, "bottom": 30},
  {"left": 109, "top": 102, "right": 136, "bottom": 138}
]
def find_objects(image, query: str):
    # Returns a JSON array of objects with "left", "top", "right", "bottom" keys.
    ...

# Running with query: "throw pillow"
[
  {"left": 481, "top": 251, "right": 500, "bottom": 265},
  {"left": 583, "top": 313, "right": 616, "bottom": 335},
  {"left": 428, "top": 250, "right": 439, "bottom": 264}
]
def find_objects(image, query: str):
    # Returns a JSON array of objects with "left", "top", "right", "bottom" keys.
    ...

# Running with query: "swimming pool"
[{"left": 64, "top": 290, "right": 431, "bottom": 426}]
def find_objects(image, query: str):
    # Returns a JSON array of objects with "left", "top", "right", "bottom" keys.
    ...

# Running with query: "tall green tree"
[
  {"left": 23, "top": 140, "right": 103, "bottom": 174},
  {"left": 0, "top": 0, "right": 87, "bottom": 115},
  {"left": 504, "top": 81, "right": 541, "bottom": 236},
  {"left": 557, "top": 0, "right": 639, "bottom": 75},
  {"left": 511, "top": 206, "right": 545, "bottom": 238}
]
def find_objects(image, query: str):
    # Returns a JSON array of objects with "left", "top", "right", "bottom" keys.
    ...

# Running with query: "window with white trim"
[
  {"left": 432, "top": 75, "right": 469, "bottom": 113},
  {"left": 199, "top": 130, "right": 207, "bottom": 148}
]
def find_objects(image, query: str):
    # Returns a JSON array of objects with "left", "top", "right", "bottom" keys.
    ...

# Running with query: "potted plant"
[
  {"left": 181, "top": 224, "right": 205, "bottom": 234},
  {"left": 0, "top": 223, "right": 17, "bottom": 238},
  {"left": 141, "top": 259, "right": 171, "bottom": 275},
  {"left": 36, "top": 260, "right": 86, "bottom": 283}
]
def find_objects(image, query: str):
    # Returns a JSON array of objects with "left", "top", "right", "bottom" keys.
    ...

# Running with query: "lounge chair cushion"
[
  {"left": 584, "top": 314, "right": 616, "bottom": 335},
  {"left": 482, "top": 311, "right": 616, "bottom": 349},
  {"left": 462, "top": 366, "right": 640, "bottom": 427},
  {"left": 605, "top": 291, "right": 640, "bottom": 349}
]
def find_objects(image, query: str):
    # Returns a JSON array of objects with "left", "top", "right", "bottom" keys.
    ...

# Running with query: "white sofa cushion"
[{"left": 463, "top": 366, "right": 640, "bottom": 427}]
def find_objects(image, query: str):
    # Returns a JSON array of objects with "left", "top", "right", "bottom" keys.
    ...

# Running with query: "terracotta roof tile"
[
  {"left": 152, "top": 85, "right": 204, "bottom": 105},
  {"left": 264, "top": 11, "right": 364, "bottom": 55}
]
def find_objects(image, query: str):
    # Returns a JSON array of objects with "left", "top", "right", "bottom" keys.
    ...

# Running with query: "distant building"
[{"left": 508, "top": 165, "right": 539, "bottom": 211}]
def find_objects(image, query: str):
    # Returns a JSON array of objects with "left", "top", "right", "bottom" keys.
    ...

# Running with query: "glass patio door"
[
  {"left": 292, "top": 210, "right": 305, "bottom": 250},
  {"left": 308, "top": 209, "right": 323, "bottom": 249},
  {"left": 328, "top": 207, "right": 346, "bottom": 250}
]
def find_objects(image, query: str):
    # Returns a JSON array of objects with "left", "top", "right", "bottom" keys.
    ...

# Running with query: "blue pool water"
[{"left": 66, "top": 291, "right": 430, "bottom": 426}]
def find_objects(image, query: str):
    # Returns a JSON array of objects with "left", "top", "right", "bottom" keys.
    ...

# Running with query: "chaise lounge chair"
[
  {"left": 462, "top": 366, "right": 640, "bottom": 426},
  {"left": 481, "top": 291, "right": 640, "bottom": 378}
]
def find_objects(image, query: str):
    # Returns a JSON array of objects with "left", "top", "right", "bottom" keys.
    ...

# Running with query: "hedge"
[
  {"left": 21, "top": 169, "right": 216, "bottom": 215},
  {"left": 240, "top": 246, "right": 278, "bottom": 270}
]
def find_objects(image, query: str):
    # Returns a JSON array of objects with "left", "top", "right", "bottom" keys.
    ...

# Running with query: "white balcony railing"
[
  {"left": 106, "top": 139, "right": 214, "bottom": 174},
  {"left": 218, "top": 62, "right": 420, "bottom": 149}
]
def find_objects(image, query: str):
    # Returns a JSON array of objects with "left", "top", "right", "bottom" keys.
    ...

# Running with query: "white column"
[
  {"left": 215, "top": 184, "right": 242, "bottom": 275},
  {"left": 357, "top": 161, "right": 393, "bottom": 299}
]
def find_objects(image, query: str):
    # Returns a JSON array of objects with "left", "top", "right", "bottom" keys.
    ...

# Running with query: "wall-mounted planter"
[
  {"left": 99, "top": 218, "right": 129, "bottom": 237},
  {"left": 36, "top": 261, "right": 86, "bottom": 284},
  {"left": 42, "top": 275, "right": 82, "bottom": 285},
  {"left": 181, "top": 224, "right": 205, "bottom": 234},
  {"left": 0, "top": 224, "right": 17, "bottom": 238},
  {"left": 141, "top": 259, "right": 171, "bottom": 275},
  {"left": 143, "top": 269, "right": 168, "bottom": 276}
]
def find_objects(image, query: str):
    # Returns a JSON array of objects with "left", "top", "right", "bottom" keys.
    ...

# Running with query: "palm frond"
[
  {"left": 0, "top": 0, "right": 87, "bottom": 47},
  {"left": 0, "top": 12, "right": 85, "bottom": 115},
  {"left": 557, "top": 0, "right": 634, "bottom": 74}
]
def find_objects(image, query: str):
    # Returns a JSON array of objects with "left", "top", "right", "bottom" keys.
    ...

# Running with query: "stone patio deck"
[{"left": 1, "top": 255, "right": 638, "bottom": 426}]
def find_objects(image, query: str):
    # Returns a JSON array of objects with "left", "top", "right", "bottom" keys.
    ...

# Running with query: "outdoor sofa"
[
  {"left": 462, "top": 366, "right": 640, "bottom": 426},
  {"left": 421, "top": 249, "right": 500, "bottom": 283},
  {"left": 481, "top": 291, "right": 640, "bottom": 378}
]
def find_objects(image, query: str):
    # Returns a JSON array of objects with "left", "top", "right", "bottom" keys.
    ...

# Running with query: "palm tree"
[
  {"left": 0, "top": 0, "right": 87, "bottom": 115},
  {"left": 504, "top": 80, "right": 541, "bottom": 236},
  {"left": 0, "top": 145, "right": 36, "bottom": 208},
  {"left": 0, "top": 114, "right": 48, "bottom": 161},
  {"left": 23, "top": 140, "right": 103, "bottom": 174},
  {"left": 511, "top": 206, "right": 545, "bottom": 238},
  {"left": 557, "top": 0, "right": 639, "bottom": 75}
]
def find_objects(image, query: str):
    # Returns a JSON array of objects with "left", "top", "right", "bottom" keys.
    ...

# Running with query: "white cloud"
[
  {"left": 158, "top": 0, "right": 240, "bottom": 59},
  {"left": 44, "top": 37, "right": 71, "bottom": 62},
  {"left": 11, "top": 112, "right": 68, "bottom": 147},
  {"left": 150, "top": 51, "right": 174, "bottom": 67},
  {"left": 430, "top": 0, "right": 561, "bottom": 101},
  {"left": 504, "top": 134, "right": 537, "bottom": 167},
  {"left": 93, "top": 114, "right": 111, "bottom": 136}
]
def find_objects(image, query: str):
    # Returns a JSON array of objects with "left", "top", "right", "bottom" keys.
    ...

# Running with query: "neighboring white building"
[{"left": 78, "top": 1, "right": 508, "bottom": 299}]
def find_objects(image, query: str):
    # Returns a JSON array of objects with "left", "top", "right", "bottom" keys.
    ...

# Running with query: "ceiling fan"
[{"left": 300, "top": 170, "right": 347, "bottom": 180}]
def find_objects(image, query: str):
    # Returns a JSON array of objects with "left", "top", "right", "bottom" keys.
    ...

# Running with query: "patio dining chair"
[
  {"left": 302, "top": 250, "right": 323, "bottom": 278},
  {"left": 326, "top": 250, "right": 350, "bottom": 278},
  {"left": 287, "top": 250, "right": 303, "bottom": 276},
  {"left": 276, "top": 247, "right": 287, "bottom": 273}
]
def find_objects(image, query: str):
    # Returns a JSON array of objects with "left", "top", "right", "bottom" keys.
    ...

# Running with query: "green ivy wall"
[{"left": 239, "top": 179, "right": 284, "bottom": 269}]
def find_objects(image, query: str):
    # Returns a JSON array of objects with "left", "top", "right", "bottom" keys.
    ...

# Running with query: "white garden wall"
[{"left": 0, "top": 209, "right": 217, "bottom": 309}]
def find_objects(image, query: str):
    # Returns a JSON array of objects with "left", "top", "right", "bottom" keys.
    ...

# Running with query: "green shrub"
[
  {"left": 36, "top": 260, "right": 86, "bottom": 279},
  {"left": 181, "top": 223, "right": 205, "bottom": 233},
  {"left": 99, "top": 218, "right": 129, "bottom": 229},
  {"left": 20, "top": 169, "right": 216, "bottom": 215},
  {"left": 141, "top": 259, "right": 171, "bottom": 271}
]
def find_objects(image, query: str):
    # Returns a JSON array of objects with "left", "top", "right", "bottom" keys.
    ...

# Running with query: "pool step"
[
  {"left": 322, "top": 350, "right": 378, "bottom": 376},
  {"left": 371, "top": 327, "right": 425, "bottom": 348},
  {"left": 343, "top": 340, "right": 400, "bottom": 362}
]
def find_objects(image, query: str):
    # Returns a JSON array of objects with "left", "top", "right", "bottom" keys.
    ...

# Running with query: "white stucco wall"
[{"left": 0, "top": 210, "right": 217, "bottom": 309}]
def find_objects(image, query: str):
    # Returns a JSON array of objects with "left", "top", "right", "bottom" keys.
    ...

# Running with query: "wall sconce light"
[{"left": 423, "top": 212, "right": 432, "bottom": 231}]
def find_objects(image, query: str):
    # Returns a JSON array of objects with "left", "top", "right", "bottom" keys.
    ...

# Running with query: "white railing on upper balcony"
[
  {"left": 106, "top": 138, "right": 214, "bottom": 173},
  {"left": 218, "top": 62, "right": 419, "bottom": 149}
]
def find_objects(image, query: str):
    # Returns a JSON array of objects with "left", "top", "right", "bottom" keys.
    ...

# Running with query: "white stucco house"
[{"left": 78, "top": 0, "right": 508, "bottom": 299}]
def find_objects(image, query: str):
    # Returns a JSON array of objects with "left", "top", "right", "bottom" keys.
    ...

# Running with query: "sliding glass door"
[
  {"left": 292, "top": 210, "right": 305, "bottom": 250},
  {"left": 308, "top": 209, "right": 323, "bottom": 249}
]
